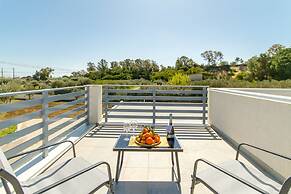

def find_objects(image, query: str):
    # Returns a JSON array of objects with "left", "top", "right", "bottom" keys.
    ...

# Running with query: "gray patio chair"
[
  {"left": 190, "top": 143, "right": 291, "bottom": 194},
  {"left": 0, "top": 140, "right": 114, "bottom": 194}
]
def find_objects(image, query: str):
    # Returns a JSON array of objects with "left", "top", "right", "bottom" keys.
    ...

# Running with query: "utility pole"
[
  {"left": 1, "top": 67, "right": 3, "bottom": 78},
  {"left": 12, "top": 67, "right": 15, "bottom": 79}
]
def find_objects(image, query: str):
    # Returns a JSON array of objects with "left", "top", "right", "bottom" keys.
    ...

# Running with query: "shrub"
[{"left": 168, "top": 73, "right": 191, "bottom": 85}]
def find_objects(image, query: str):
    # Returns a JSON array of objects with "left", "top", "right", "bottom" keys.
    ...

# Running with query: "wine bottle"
[{"left": 166, "top": 114, "right": 175, "bottom": 147}]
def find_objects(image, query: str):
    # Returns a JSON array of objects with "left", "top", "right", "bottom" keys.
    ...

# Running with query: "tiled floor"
[{"left": 52, "top": 124, "right": 251, "bottom": 194}]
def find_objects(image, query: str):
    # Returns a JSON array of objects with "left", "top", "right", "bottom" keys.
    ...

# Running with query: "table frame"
[{"left": 113, "top": 135, "right": 183, "bottom": 189}]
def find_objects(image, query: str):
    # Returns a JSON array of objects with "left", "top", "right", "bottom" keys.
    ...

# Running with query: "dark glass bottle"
[{"left": 166, "top": 114, "right": 175, "bottom": 147}]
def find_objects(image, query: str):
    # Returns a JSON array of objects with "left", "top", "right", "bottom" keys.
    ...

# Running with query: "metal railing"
[
  {"left": 103, "top": 85, "right": 208, "bottom": 125},
  {"left": 0, "top": 86, "right": 89, "bottom": 170}
]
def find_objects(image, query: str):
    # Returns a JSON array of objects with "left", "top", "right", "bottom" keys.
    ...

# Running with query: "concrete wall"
[
  {"left": 235, "top": 88, "right": 291, "bottom": 97},
  {"left": 209, "top": 88, "right": 291, "bottom": 182}
]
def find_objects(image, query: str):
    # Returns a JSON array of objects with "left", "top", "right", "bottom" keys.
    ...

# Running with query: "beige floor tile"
[{"left": 120, "top": 167, "right": 149, "bottom": 181}]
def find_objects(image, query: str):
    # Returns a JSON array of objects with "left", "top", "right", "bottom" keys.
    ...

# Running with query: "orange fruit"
[
  {"left": 144, "top": 133, "right": 151, "bottom": 139},
  {"left": 145, "top": 137, "right": 154, "bottom": 145},
  {"left": 154, "top": 135, "right": 160, "bottom": 143}
]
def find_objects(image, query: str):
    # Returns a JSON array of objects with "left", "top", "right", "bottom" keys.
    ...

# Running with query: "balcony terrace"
[{"left": 0, "top": 85, "right": 290, "bottom": 194}]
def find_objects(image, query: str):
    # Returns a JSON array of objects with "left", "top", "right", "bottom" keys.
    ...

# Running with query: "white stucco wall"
[
  {"left": 234, "top": 88, "right": 291, "bottom": 97},
  {"left": 209, "top": 89, "right": 291, "bottom": 180}
]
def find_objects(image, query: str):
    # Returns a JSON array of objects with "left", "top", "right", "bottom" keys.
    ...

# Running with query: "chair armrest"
[
  {"left": 34, "top": 161, "right": 113, "bottom": 193},
  {"left": 280, "top": 177, "right": 291, "bottom": 194},
  {"left": 7, "top": 140, "right": 76, "bottom": 160},
  {"left": 192, "top": 158, "right": 266, "bottom": 193},
  {"left": 235, "top": 143, "right": 291, "bottom": 161},
  {"left": 0, "top": 169, "right": 24, "bottom": 194}
]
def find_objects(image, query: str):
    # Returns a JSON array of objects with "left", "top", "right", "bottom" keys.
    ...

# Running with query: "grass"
[{"left": 0, "top": 125, "right": 17, "bottom": 137}]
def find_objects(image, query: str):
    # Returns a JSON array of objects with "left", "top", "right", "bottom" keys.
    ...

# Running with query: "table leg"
[
  {"left": 171, "top": 151, "right": 174, "bottom": 181},
  {"left": 175, "top": 152, "right": 181, "bottom": 184},
  {"left": 115, "top": 151, "right": 124, "bottom": 183}
]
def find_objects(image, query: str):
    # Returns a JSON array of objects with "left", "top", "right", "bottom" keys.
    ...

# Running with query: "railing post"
[
  {"left": 104, "top": 86, "right": 109, "bottom": 123},
  {"left": 88, "top": 85, "right": 103, "bottom": 125},
  {"left": 85, "top": 86, "right": 90, "bottom": 125},
  {"left": 202, "top": 87, "right": 207, "bottom": 125},
  {"left": 41, "top": 90, "right": 49, "bottom": 158},
  {"left": 152, "top": 88, "right": 156, "bottom": 126}
]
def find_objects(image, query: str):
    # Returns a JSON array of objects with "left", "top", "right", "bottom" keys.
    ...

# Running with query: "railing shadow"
[{"left": 86, "top": 124, "right": 221, "bottom": 140}]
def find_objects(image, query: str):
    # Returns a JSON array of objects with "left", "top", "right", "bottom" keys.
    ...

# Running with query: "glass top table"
[
  {"left": 113, "top": 134, "right": 183, "bottom": 152},
  {"left": 113, "top": 134, "right": 183, "bottom": 190}
]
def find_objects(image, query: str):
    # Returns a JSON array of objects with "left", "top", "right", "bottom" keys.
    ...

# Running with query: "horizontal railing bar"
[
  {"left": 106, "top": 102, "right": 154, "bottom": 106},
  {"left": 108, "top": 109, "right": 153, "bottom": 113},
  {"left": 107, "top": 95, "right": 204, "bottom": 101},
  {"left": 48, "top": 112, "right": 87, "bottom": 136},
  {"left": 156, "top": 90, "right": 204, "bottom": 95},
  {"left": 155, "top": 96, "right": 204, "bottom": 101},
  {"left": 48, "top": 105, "right": 86, "bottom": 124},
  {"left": 0, "top": 110, "right": 42, "bottom": 131},
  {"left": 48, "top": 91, "right": 85, "bottom": 102},
  {"left": 106, "top": 89, "right": 153, "bottom": 94},
  {"left": 48, "top": 97, "right": 86, "bottom": 114},
  {"left": 106, "top": 102, "right": 207, "bottom": 107},
  {"left": 103, "top": 84, "right": 209, "bottom": 88},
  {"left": 5, "top": 133, "right": 43, "bottom": 158},
  {"left": 0, "top": 122, "right": 43, "bottom": 146},
  {"left": 156, "top": 116, "right": 206, "bottom": 120},
  {"left": 156, "top": 109, "right": 206, "bottom": 113},
  {"left": 107, "top": 115, "right": 153, "bottom": 119},
  {"left": 0, "top": 86, "right": 86, "bottom": 98},
  {"left": 156, "top": 103, "right": 207, "bottom": 107},
  {"left": 108, "top": 108, "right": 206, "bottom": 113},
  {"left": 107, "top": 115, "right": 207, "bottom": 120},
  {"left": 49, "top": 119, "right": 87, "bottom": 144},
  {"left": 107, "top": 96, "right": 153, "bottom": 100},
  {"left": 0, "top": 98, "right": 42, "bottom": 113}
]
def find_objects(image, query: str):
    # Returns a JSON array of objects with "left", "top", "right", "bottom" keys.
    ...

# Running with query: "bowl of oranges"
[{"left": 135, "top": 127, "right": 161, "bottom": 148}]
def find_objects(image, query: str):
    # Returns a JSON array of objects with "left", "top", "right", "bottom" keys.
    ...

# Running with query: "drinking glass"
[
  {"left": 130, "top": 120, "right": 138, "bottom": 133},
  {"left": 123, "top": 122, "right": 130, "bottom": 141}
]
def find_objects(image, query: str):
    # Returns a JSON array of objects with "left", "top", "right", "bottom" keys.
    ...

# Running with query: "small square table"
[{"left": 113, "top": 134, "right": 183, "bottom": 186}]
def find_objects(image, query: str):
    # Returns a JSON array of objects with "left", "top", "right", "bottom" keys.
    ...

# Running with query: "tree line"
[{"left": 1, "top": 44, "right": 291, "bottom": 94}]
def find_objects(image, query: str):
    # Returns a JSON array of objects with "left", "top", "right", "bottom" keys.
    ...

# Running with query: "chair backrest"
[{"left": 0, "top": 148, "right": 24, "bottom": 194}]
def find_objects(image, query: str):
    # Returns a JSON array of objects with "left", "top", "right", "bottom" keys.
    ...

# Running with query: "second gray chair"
[{"left": 190, "top": 143, "right": 291, "bottom": 194}]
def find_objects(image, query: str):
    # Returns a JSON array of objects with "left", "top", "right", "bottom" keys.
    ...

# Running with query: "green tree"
[
  {"left": 151, "top": 68, "right": 176, "bottom": 81},
  {"left": 201, "top": 51, "right": 224, "bottom": 66},
  {"left": 175, "top": 56, "right": 198, "bottom": 71},
  {"left": 270, "top": 48, "right": 291, "bottom": 80},
  {"left": 32, "top": 67, "right": 54, "bottom": 81},
  {"left": 97, "top": 59, "right": 109, "bottom": 79},
  {"left": 86, "top": 62, "right": 98, "bottom": 80},
  {"left": 186, "top": 66, "right": 204, "bottom": 74},
  {"left": 247, "top": 54, "right": 271, "bottom": 81},
  {"left": 168, "top": 73, "right": 191, "bottom": 85},
  {"left": 267, "top": 44, "right": 285, "bottom": 57}
]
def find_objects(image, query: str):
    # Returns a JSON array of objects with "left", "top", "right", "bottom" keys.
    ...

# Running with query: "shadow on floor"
[
  {"left": 86, "top": 123, "right": 221, "bottom": 140},
  {"left": 108, "top": 181, "right": 181, "bottom": 194}
]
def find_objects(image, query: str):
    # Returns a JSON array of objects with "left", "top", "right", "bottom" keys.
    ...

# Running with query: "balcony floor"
[{"left": 50, "top": 124, "right": 252, "bottom": 194}]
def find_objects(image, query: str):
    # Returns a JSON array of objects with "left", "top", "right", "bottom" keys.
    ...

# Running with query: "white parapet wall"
[{"left": 209, "top": 88, "right": 291, "bottom": 181}]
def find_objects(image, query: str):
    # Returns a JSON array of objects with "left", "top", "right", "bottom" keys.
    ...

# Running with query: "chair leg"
[
  {"left": 108, "top": 181, "right": 114, "bottom": 194},
  {"left": 190, "top": 175, "right": 197, "bottom": 194}
]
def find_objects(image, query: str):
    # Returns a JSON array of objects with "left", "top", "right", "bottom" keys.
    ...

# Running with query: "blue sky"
[{"left": 0, "top": 0, "right": 291, "bottom": 77}]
